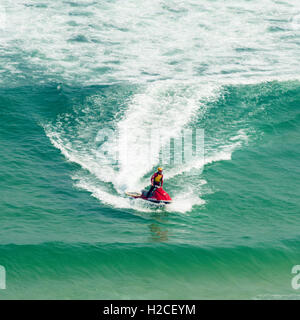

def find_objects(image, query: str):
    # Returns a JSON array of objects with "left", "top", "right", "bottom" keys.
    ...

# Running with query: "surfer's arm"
[
  {"left": 151, "top": 173, "right": 155, "bottom": 186},
  {"left": 161, "top": 176, "right": 163, "bottom": 187}
]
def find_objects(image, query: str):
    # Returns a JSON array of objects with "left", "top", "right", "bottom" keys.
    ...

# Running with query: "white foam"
[
  {"left": 1, "top": 0, "right": 300, "bottom": 85},
  {"left": 73, "top": 174, "right": 154, "bottom": 213},
  {"left": 166, "top": 183, "right": 207, "bottom": 213}
]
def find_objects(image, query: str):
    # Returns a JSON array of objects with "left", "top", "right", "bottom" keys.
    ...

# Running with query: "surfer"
[
  {"left": 125, "top": 166, "right": 171, "bottom": 204},
  {"left": 146, "top": 167, "right": 164, "bottom": 198}
]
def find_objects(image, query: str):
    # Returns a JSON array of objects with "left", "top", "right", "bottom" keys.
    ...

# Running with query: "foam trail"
[
  {"left": 72, "top": 173, "right": 155, "bottom": 212},
  {"left": 115, "top": 81, "right": 216, "bottom": 192},
  {"left": 43, "top": 81, "right": 254, "bottom": 213},
  {"left": 166, "top": 184, "right": 207, "bottom": 214}
]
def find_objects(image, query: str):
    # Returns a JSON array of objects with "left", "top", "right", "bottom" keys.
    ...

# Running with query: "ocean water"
[{"left": 1, "top": 0, "right": 300, "bottom": 299}]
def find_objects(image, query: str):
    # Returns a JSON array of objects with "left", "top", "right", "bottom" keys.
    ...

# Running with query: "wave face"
[{"left": 1, "top": 0, "right": 300, "bottom": 299}]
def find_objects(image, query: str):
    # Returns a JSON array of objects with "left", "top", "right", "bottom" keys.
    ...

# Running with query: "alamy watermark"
[
  {"left": 291, "top": 265, "right": 300, "bottom": 290},
  {"left": 0, "top": 265, "right": 6, "bottom": 290},
  {"left": 95, "top": 128, "right": 205, "bottom": 168}
]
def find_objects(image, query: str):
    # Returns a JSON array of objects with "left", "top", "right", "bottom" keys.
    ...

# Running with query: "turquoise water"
[{"left": 1, "top": 0, "right": 300, "bottom": 299}]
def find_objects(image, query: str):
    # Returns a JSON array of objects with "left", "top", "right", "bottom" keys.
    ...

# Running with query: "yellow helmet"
[{"left": 157, "top": 167, "right": 163, "bottom": 172}]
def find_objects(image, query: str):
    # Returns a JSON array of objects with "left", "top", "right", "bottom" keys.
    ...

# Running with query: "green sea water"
[{"left": 1, "top": 0, "right": 300, "bottom": 299}]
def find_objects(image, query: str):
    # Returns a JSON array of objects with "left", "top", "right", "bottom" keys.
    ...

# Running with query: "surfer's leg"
[{"left": 146, "top": 186, "right": 155, "bottom": 198}]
